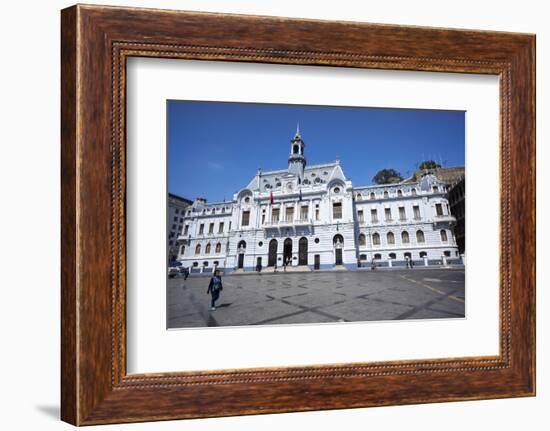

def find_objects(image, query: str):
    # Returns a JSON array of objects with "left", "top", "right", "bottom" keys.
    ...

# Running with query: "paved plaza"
[{"left": 167, "top": 268, "right": 465, "bottom": 329}]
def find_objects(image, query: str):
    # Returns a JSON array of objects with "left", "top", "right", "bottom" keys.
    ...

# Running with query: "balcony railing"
[
  {"left": 263, "top": 218, "right": 312, "bottom": 228},
  {"left": 434, "top": 214, "right": 457, "bottom": 223}
]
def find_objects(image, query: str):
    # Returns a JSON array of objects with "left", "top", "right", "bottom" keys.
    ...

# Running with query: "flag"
[{"left": 269, "top": 190, "right": 274, "bottom": 204}]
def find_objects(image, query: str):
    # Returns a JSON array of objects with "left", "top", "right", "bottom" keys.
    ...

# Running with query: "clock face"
[{"left": 286, "top": 183, "right": 293, "bottom": 192}]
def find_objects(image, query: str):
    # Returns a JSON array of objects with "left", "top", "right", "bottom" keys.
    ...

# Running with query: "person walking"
[{"left": 206, "top": 269, "right": 223, "bottom": 311}]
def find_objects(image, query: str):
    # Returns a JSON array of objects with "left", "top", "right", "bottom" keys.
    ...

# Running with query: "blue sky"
[{"left": 167, "top": 101, "right": 464, "bottom": 203}]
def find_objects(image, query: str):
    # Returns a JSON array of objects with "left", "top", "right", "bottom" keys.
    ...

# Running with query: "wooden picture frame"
[{"left": 61, "top": 4, "right": 535, "bottom": 425}]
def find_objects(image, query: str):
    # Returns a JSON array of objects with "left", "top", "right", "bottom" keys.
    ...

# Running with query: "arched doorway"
[
  {"left": 268, "top": 239, "right": 278, "bottom": 267},
  {"left": 333, "top": 234, "right": 344, "bottom": 265},
  {"left": 298, "top": 237, "right": 308, "bottom": 266},
  {"left": 237, "top": 240, "right": 246, "bottom": 269},
  {"left": 283, "top": 238, "right": 293, "bottom": 266}
]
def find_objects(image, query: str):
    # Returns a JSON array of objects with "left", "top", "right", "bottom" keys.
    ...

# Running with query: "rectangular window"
[
  {"left": 385, "top": 208, "right": 392, "bottom": 221},
  {"left": 435, "top": 203, "right": 443, "bottom": 216},
  {"left": 198, "top": 224, "right": 204, "bottom": 234},
  {"left": 241, "top": 210, "right": 250, "bottom": 226},
  {"left": 285, "top": 206, "right": 294, "bottom": 222},
  {"left": 174, "top": 216, "right": 178, "bottom": 221},
  {"left": 261, "top": 212, "right": 266, "bottom": 224},
  {"left": 300, "top": 206, "right": 308, "bottom": 220},
  {"left": 208, "top": 222, "right": 214, "bottom": 234},
  {"left": 175, "top": 209, "right": 179, "bottom": 214},
  {"left": 413, "top": 205, "right": 421, "bottom": 220},
  {"left": 399, "top": 206, "right": 406, "bottom": 221},
  {"left": 358, "top": 210, "right": 364, "bottom": 222},
  {"left": 183, "top": 225, "right": 189, "bottom": 235},
  {"left": 333, "top": 202, "right": 342, "bottom": 219},
  {"left": 371, "top": 209, "right": 378, "bottom": 223},
  {"left": 315, "top": 209, "right": 320, "bottom": 221},
  {"left": 218, "top": 222, "right": 224, "bottom": 233},
  {"left": 272, "top": 208, "right": 280, "bottom": 223}
]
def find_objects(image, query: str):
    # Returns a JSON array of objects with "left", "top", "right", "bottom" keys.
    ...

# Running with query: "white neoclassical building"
[{"left": 176, "top": 127, "right": 461, "bottom": 273}]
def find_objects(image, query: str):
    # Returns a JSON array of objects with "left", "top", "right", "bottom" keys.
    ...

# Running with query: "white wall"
[{"left": 0, "top": 0, "right": 546, "bottom": 430}]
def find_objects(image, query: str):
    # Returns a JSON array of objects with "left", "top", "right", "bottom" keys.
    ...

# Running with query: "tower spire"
[{"left": 288, "top": 125, "right": 306, "bottom": 180}]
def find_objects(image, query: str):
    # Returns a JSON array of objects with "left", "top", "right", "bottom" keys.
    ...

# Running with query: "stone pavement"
[{"left": 167, "top": 268, "right": 465, "bottom": 329}]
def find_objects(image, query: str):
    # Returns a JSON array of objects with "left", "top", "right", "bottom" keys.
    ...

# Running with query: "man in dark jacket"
[{"left": 206, "top": 270, "right": 223, "bottom": 311}]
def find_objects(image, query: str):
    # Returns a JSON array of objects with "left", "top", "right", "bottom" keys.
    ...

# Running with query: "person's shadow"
[{"left": 216, "top": 303, "right": 232, "bottom": 308}]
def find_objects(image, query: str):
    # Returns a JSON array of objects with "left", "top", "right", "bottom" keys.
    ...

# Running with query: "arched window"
[
  {"left": 416, "top": 230, "right": 425, "bottom": 243},
  {"left": 195, "top": 244, "right": 201, "bottom": 255},
  {"left": 433, "top": 186, "right": 439, "bottom": 193},
  {"left": 359, "top": 254, "right": 367, "bottom": 260},
  {"left": 387, "top": 232, "right": 395, "bottom": 244},
  {"left": 370, "top": 192, "right": 376, "bottom": 199},
  {"left": 358, "top": 233, "right": 366, "bottom": 246},
  {"left": 401, "top": 231, "right": 410, "bottom": 244},
  {"left": 180, "top": 245, "right": 185, "bottom": 256},
  {"left": 374, "top": 253, "right": 382, "bottom": 260},
  {"left": 411, "top": 188, "right": 417, "bottom": 196},
  {"left": 440, "top": 230, "right": 448, "bottom": 242},
  {"left": 397, "top": 189, "right": 403, "bottom": 197},
  {"left": 356, "top": 193, "right": 362, "bottom": 201},
  {"left": 205, "top": 243, "right": 211, "bottom": 254},
  {"left": 420, "top": 251, "right": 427, "bottom": 258},
  {"left": 333, "top": 234, "right": 344, "bottom": 246},
  {"left": 372, "top": 233, "right": 380, "bottom": 245},
  {"left": 215, "top": 242, "right": 222, "bottom": 253},
  {"left": 383, "top": 191, "right": 389, "bottom": 198},
  {"left": 389, "top": 253, "right": 396, "bottom": 259}
]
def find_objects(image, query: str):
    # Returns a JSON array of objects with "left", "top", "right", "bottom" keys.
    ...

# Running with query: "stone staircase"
[{"left": 262, "top": 265, "right": 311, "bottom": 273}]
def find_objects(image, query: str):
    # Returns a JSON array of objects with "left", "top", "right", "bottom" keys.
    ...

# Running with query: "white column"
[{"left": 423, "top": 256, "right": 429, "bottom": 267}]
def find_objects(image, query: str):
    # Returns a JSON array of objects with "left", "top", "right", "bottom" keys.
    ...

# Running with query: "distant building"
[
  {"left": 168, "top": 193, "right": 192, "bottom": 262},
  {"left": 177, "top": 127, "right": 461, "bottom": 273},
  {"left": 446, "top": 176, "right": 465, "bottom": 254},
  {"left": 404, "top": 166, "right": 465, "bottom": 185}
]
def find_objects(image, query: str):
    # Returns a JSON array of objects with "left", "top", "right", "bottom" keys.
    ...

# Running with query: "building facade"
[
  {"left": 176, "top": 128, "right": 461, "bottom": 273},
  {"left": 167, "top": 193, "right": 192, "bottom": 262}
]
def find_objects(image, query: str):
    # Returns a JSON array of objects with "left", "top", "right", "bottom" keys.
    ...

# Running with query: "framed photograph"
[{"left": 61, "top": 4, "right": 535, "bottom": 425}]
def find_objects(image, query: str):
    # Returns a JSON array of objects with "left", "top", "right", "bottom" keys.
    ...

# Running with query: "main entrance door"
[
  {"left": 283, "top": 238, "right": 293, "bottom": 266},
  {"left": 268, "top": 239, "right": 278, "bottom": 267},
  {"left": 333, "top": 234, "right": 344, "bottom": 266},
  {"left": 335, "top": 249, "right": 343, "bottom": 265},
  {"left": 237, "top": 240, "right": 246, "bottom": 269},
  {"left": 298, "top": 237, "right": 308, "bottom": 266}
]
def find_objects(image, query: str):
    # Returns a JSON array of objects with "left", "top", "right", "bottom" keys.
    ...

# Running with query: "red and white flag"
[{"left": 269, "top": 190, "right": 274, "bottom": 204}]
